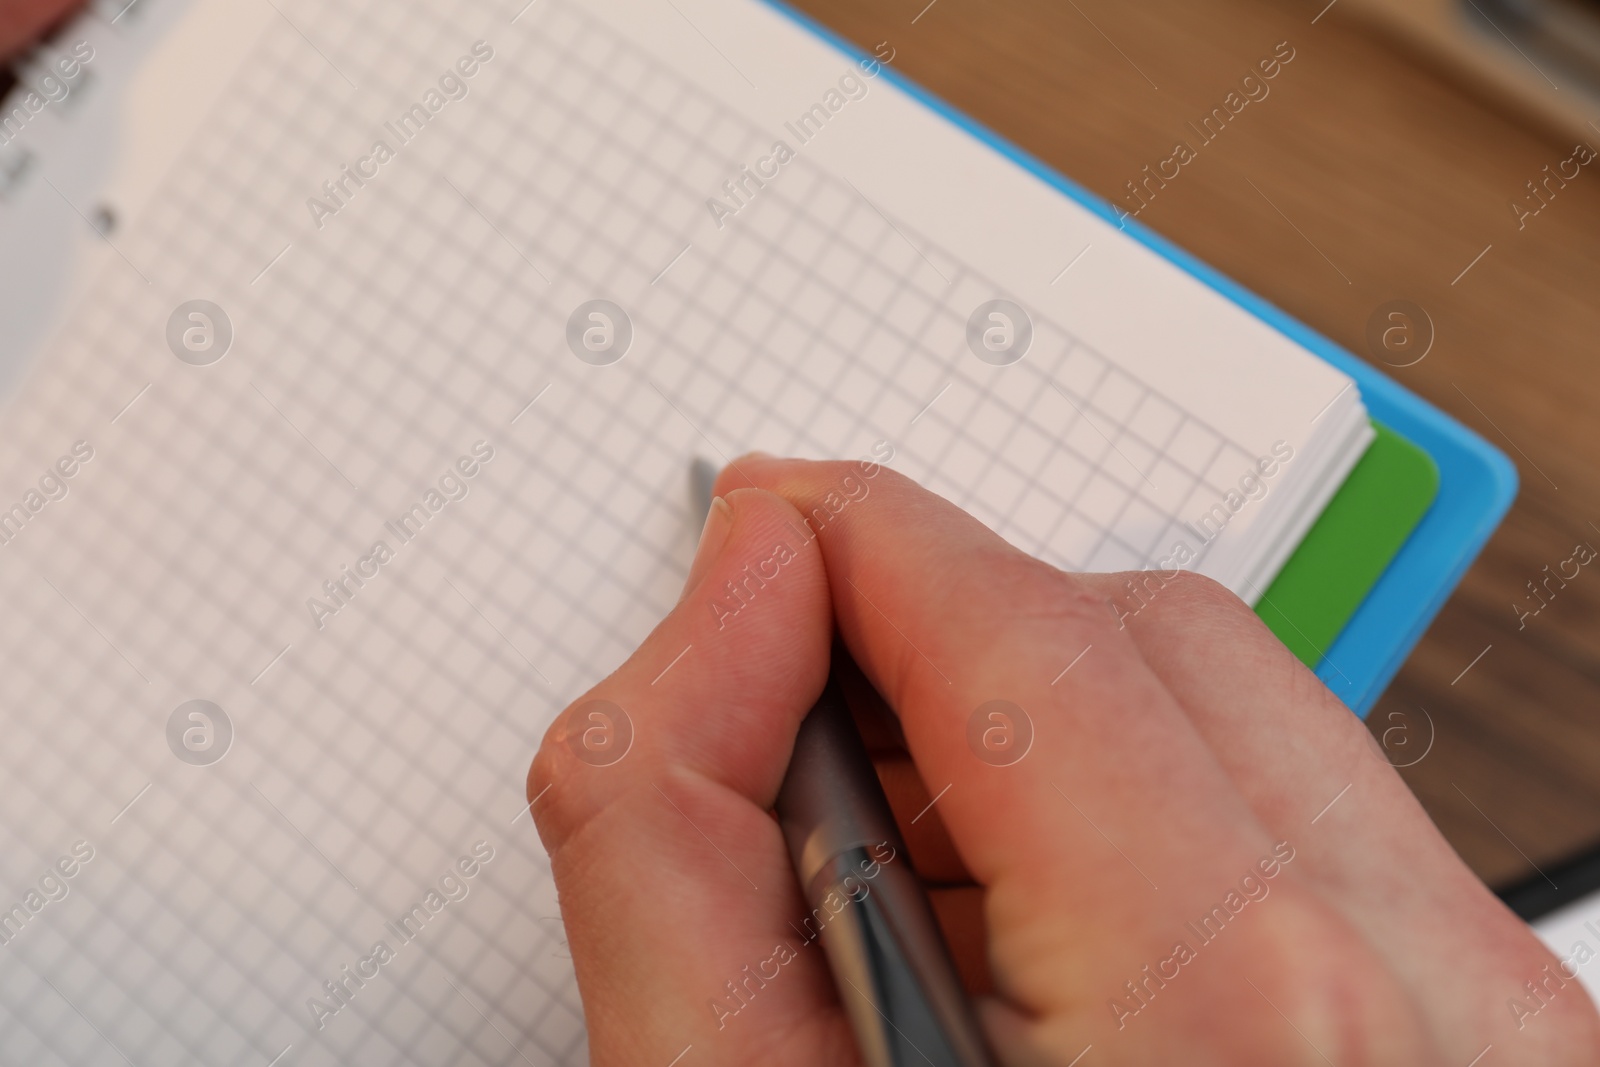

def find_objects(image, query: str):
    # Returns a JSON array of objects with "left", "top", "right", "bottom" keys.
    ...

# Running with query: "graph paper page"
[{"left": 0, "top": 0, "right": 1364, "bottom": 1063}]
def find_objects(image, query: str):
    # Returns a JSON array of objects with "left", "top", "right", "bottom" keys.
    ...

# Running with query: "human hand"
[{"left": 528, "top": 454, "right": 1600, "bottom": 1065}]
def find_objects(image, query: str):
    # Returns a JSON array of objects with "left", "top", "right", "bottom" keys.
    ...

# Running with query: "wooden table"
[{"left": 794, "top": 0, "right": 1600, "bottom": 888}]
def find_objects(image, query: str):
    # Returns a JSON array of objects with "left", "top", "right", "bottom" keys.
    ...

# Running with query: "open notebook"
[{"left": 0, "top": 0, "right": 1374, "bottom": 1062}]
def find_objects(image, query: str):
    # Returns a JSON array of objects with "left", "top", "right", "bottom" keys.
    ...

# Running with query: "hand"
[
  {"left": 528, "top": 455, "right": 1600, "bottom": 1065},
  {"left": 0, "top": 0, "right": 82, "bottom": 60}
]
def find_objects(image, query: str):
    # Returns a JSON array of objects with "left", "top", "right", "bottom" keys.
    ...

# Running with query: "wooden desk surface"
[{"left": 793, "top": 0, "right": 1600, "bottom": 888}]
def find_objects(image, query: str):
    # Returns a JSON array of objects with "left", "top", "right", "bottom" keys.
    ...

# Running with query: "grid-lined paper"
[{"left": 0, "top": 0, "right": 1263, "bottom": 1063}]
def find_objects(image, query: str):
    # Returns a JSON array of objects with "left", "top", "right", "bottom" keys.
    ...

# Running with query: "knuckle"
[
  {"left": 526, "top": 720, "right": 575, "bottom": 845},
  {"left": 1118, "top": 566, "right": 1327, "bottom": 687},
  {"left": 947, "top": 547, "right": 1115, "bottom": 647},
  {"left": 1528, "top": 994, "right": 1600, "bottom": 1064},
  {"left": 1230, "top": 888, "right": 1441, "bottom": 1064},
  {"left": 1148, "top": 569, "right": 1250, "bottom": 620},
  {"left": 1099, "top": 567, "right": 1256, "bottom": 641},
  {"left": 1486, "top": 930, "right": 1600, "bottom": 1060},
  {"left": 527, "top": 718, "right": 568, "bottom": 805},
  {"left": 527, "top": 693, "right": 634, "bottom": 853}
]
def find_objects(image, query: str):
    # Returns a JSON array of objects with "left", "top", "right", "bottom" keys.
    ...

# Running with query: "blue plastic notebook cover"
[{"left": 765, "top": 0, "right": 1519, "bottom": 717}]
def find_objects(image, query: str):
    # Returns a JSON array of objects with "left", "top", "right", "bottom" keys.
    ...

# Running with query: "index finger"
[
  {"left": 717, "top": 455, "right": 1434, "bottom": 1059},
  {"left": 717, "top": 454, "right": 1246, "bottom": 884}
]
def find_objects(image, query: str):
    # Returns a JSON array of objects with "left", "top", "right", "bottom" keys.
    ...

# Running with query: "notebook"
[{"left": 0, "top": 0, "right": 1504, "bottom": 1062}]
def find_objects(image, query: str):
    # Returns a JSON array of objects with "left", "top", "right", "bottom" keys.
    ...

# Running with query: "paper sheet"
[{"left": 0, "top": 0, "right": 1367, "bottom": 1062}]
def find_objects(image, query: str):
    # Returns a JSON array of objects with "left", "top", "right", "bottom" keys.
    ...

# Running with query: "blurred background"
[{"left": 789, "top": 0, "right": 1600, "bottom": 891}]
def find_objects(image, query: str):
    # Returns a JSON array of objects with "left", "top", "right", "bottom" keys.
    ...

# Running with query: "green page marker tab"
[{"left": 1255, "top": 422, "right": 1441, "bottom": 669}]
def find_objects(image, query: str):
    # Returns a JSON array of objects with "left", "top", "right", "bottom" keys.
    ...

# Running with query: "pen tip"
[{"left": 689, "top": 457, "right": 718, "bottom": 520}]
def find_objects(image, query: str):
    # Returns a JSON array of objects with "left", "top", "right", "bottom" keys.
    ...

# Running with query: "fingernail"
[{"left": 680, "top": 495, "right": 733, "bottom": 601}]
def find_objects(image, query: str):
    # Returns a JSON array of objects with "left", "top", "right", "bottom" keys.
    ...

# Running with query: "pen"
[{"left": 690, "top": 459, "right": 996, "bottom": 1067}]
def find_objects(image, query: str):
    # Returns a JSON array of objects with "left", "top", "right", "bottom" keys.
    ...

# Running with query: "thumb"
[{"left": 527, "top": 488, "right": 855, "bottom": 1066}]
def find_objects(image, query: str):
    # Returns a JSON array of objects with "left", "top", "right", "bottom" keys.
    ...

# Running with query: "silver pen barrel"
[
  {"left": 775, "top": 675, "right": 997, "bottom": 1067},
  {"left": 688, "top": 458, "right": 993, "bottom": 1066}
]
